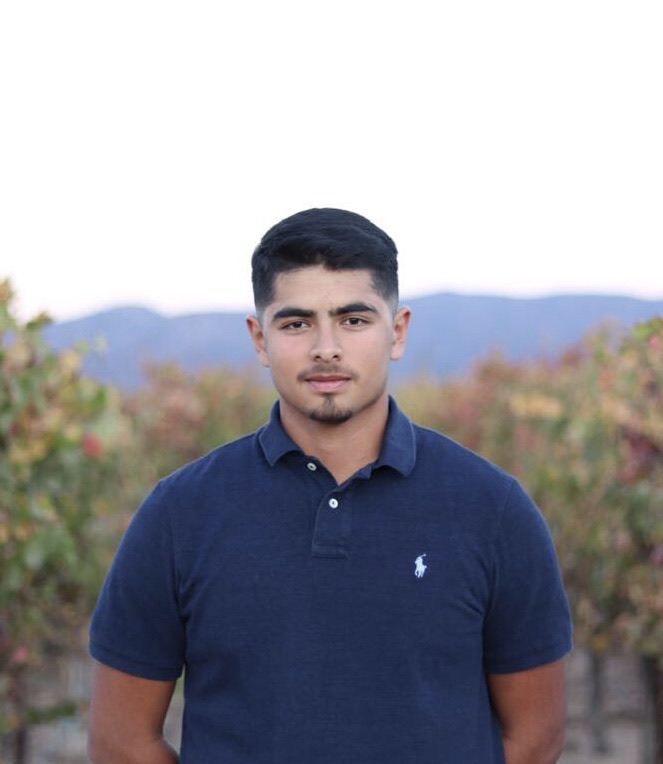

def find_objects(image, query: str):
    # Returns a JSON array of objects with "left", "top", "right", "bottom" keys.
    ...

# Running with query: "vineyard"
[{"left": 1, "top": 278, "right": 662, "bottom": 762}]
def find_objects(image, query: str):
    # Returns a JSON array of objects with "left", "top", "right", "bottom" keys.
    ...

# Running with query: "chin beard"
[{"left": 307, "top": 396, "right": 355, "bottom": 424}]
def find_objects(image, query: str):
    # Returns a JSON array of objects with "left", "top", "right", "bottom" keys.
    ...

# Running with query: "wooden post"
[
  {"left": 588, "top": 650, "right": 611, "bottom": 754},
  {"left": 641, "top": 656, "right": 663, "bottom": 764}
]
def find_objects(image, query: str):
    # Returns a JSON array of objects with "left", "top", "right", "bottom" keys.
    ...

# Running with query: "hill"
[{"left": 43, "top": 293, "right": 663, "bottom": 390}]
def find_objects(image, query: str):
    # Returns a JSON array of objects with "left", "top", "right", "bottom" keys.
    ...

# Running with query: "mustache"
[{"left": 297, "top": 365, "right": 357, "bottom": 382}]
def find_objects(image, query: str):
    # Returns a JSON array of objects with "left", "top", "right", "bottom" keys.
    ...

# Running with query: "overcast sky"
[{"left": 1, "top": 1, "right": 661, "bottom": 321}]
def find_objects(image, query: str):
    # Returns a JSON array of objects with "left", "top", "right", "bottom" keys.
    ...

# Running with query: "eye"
[
  {"left": 342, "top": 316, "right": 369, "bottom": 327},
  {"left": 280, "top": 320, "right": 309, "bottom": 331}
]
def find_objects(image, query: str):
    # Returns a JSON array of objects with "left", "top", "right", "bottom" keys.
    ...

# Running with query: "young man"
[{"left": 88, "top": 208, "right": 573, "bottom": 763}]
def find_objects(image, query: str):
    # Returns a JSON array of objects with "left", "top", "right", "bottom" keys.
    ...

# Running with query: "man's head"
[
  {"left": 247, "top": 208, "right": 410, "bottom": 434},
  {"left": 251, "top": 208, "right": 399, "bottom": 315}
]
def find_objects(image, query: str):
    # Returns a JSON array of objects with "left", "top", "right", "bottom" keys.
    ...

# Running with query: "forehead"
[{"left": 270, "top": 266, "right": 381, "bottom": 306}]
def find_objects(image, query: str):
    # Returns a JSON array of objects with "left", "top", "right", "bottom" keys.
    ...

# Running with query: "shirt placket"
[{"left": 304, "top": 458, "right": 351, "bottom": 560}]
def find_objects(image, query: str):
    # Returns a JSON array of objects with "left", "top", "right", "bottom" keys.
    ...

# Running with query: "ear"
[
  {"left": 390, "top": 306, "right": 411, "bottom": 361},
  {"left": 246, "top": 314, "right": 270, "bottom": 368}
]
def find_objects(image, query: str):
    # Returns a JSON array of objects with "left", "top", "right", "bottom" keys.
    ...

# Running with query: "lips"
[
  {"left": 298, "top": 366, "right": 355, "bottom": 393},
  {"left": 305, "top": 374, "right": 351, "bottom": 393}
]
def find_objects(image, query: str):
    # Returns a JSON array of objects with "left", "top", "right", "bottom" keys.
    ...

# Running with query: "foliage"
[
  {"left": 123, "top": 361, "right": 275, "bottom": 481},
  {"left": 399, "top": 317, "right": 663, "bottom": 758},
  {"left": 0, "top": 280, "right": 130, "bottom": 750},
  {"left": 398, "top": 319, "right": 663, "bottom": 661}
]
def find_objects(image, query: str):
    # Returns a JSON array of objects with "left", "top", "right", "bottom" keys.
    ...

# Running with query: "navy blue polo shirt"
[{"left": 90, "top": 398, "right": 572, "bottom": 763}]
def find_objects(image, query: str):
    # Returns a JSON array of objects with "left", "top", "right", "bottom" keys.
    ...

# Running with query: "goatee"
[{"left": 307, "top": 395, "right": 355, "bottom": 424}]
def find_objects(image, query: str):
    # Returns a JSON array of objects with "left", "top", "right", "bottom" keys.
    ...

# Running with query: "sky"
[{"left": 1, "top": 1, "right": 662, "bottom": 322}]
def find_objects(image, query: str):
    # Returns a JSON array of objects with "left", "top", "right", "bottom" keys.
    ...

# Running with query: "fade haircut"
[{"left": 251, "top": 208, "right": 399, "bottom": 314}]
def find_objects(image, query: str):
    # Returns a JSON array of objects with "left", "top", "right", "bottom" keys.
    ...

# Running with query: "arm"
[
  {"left": 487, "top": 658, "right": 567, "bottom": 764},
  {"left": 87, "top": 661, "right": 179, "bottom": 763}
]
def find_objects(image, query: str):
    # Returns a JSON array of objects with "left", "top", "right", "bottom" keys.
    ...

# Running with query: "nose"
[{"left": 310, "top": 324, "right": 342, "bottom": 362}]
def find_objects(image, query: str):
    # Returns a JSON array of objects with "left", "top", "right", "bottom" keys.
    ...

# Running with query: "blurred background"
[{"left": 1, "top": 1, "right": 662, "bottom": 762}]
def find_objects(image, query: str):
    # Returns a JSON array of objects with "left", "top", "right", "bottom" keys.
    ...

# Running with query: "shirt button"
[
  {"left": 328, "top": 498, "right": 339, "bottom": 509},
  {"left": 307, "top": 462, "right": 317, "bottom": 471}
]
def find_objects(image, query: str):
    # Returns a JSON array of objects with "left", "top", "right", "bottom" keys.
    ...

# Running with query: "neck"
[{"left": 280, "top": 397, "right": 390, "bottom": 484}]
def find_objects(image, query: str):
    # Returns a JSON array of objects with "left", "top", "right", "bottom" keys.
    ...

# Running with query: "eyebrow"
[
  {"left": 271, "top": 302, "right": 378, "bottom": 322},
  {"left": 331, "top": 302, "right": 379, "bottom": 317}
]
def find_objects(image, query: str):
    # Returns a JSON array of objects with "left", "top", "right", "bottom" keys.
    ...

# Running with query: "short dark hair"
[{"left": 251, "top": 208, "right": 399, "bottom": 313}]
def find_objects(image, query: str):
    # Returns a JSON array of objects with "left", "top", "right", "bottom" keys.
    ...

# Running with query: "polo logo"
[{"left": 414, "top": 554, "right": 427, "bottom": 578}]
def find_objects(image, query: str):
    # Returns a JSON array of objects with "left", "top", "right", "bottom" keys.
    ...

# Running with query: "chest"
[{"left": 176, "top": 474, "right": 495, "bottom": 670}]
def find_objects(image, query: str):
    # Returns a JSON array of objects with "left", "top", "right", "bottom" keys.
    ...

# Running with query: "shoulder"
[
  {"left": 412, "top": 421, "right": 514, "bottom": 489},
  {"left": 160, "top": 429, "right": 261, "bottom": 492},
  {"left": 132, "top": 428, "right": 265, "bottom": 529},
  {"left": 406, "top": 421, "right": 546, "bottom": 538}
]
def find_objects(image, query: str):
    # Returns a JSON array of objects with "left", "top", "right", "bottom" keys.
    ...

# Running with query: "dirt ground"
[{"left": 21, "top": 647, "right": 649, "bottom": 763}]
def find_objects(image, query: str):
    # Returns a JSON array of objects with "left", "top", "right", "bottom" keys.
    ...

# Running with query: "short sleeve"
[
  {"left": 89, "top": 481, "right": 184, "bottom": 680},
  {"left": 483, "top": 479, "right": 573, "bottom": 673}
]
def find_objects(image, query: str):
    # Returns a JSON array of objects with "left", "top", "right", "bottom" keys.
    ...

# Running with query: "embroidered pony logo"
[{"left": 414, "top": 554, "right": 428, "bottom": 578}]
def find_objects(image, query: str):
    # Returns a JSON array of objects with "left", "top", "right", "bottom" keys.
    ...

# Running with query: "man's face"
[{"left": 247, "top": 265, "right": 410, "bottom": 429}]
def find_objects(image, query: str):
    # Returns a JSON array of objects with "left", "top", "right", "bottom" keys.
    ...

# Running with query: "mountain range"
[{"left": 44, "top": 293, "right": 663, "bottom": 391}]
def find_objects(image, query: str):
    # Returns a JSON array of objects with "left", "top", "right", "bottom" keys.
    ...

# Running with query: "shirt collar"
[
  {"left": 257, "top": 396, "right": 416, "bottom": 477},
  {"left": 374, "top": 396, "right": 417, "bottom": 476},
  {"left": 257, "top": 402, "right": 302, "bottom": 466}
]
